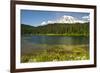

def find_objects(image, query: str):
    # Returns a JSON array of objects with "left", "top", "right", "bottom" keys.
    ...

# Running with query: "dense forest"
[{"left": 21, "top": 23, "right": 89, "bottom": 36}]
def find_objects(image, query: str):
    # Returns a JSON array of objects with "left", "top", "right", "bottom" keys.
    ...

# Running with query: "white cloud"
[
  {"left": 82, "top": 15, "right": 90, "bottom": 21},
  {"left": 41, "top": 21, "right": 46, "bottom": 25},
  {"left": 82, "top": 16, "right": 89, "bottom": 19}
]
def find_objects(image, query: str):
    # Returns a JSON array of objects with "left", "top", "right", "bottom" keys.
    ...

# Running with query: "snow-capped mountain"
[
  {"left": 41, "top": 15, "right": 89, "bottom": 25},
  {"left": 57, "top": 15, "right": 86, "bottom": 23}
]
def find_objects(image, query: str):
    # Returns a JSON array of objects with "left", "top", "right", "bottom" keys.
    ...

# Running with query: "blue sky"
[{"left": 21, "top": 10, "right": 89, "bottom": 27}]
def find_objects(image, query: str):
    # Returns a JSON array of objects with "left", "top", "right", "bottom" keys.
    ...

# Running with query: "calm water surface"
[{"left": 21, "top": 36, "right": 89, "bottom": 55}]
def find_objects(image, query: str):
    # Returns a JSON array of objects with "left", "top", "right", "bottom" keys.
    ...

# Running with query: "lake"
[
  {"left": 21, "top": 36, "right": 89, "bottom": 54},
  {"left": 22, "top": 35, "right": 89, "bottom": 44}
]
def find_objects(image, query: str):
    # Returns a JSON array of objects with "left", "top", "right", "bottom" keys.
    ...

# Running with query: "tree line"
[{"left": 21, "top": 23, "right": 89, "bottom": 36}]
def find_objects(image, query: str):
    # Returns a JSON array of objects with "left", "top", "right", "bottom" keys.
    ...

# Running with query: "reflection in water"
[
  {"left": 21, "top": 36, "right": 89, "bottom": 55},
  {"left": 22, "top": 36, "right": 89, "bottom": 45}
]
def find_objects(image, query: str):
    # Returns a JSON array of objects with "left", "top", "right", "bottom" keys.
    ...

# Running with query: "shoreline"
[{"left": 22, "top": 34, "right": 89, "bottom": 37}]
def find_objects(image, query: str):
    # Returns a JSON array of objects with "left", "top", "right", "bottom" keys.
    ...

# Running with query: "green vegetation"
[
  {"left": 21, "top": 23, "right": 89, "bottom": 36},
  {"left": 21, "top": 45, "right": 89, "bottom": 63}
]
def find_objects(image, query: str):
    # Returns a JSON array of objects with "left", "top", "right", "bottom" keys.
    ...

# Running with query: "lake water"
[{"left": 21, "top": 36, "right": 89, "bottom": 55}]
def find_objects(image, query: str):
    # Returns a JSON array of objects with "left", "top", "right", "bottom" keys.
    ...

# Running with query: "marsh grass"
[{"left": 21, "top": 45, "right": 89, "bottom": 63}]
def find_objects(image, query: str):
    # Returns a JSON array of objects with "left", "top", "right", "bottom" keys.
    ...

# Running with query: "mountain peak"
[
  {"left": 62, "top": 15, "right": 75, "bottom": 19},
  {"left": 58, "top": 15, "right": 88, "bottom": 24}
]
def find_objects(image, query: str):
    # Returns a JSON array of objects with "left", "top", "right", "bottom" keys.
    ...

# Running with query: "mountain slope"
[{"left": 21, "top": 24, "right": 35, "bottom": 34}]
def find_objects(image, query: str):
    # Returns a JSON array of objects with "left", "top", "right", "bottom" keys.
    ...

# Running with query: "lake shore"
[
  {"left": 22, "top": 34, "right": 89, "bottom": 37},
  {"left": 21, "top": 44, "right": 89, "bottom": 63}
]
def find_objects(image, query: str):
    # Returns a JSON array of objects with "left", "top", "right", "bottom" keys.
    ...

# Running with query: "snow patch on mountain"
[{"left": 41, "top": 21, "right": 46, "bottom": 25}]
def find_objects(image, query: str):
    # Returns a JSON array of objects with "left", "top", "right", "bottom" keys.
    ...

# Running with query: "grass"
[{"left": 21, "top": 44, "right": 89, "bottom": 63}]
